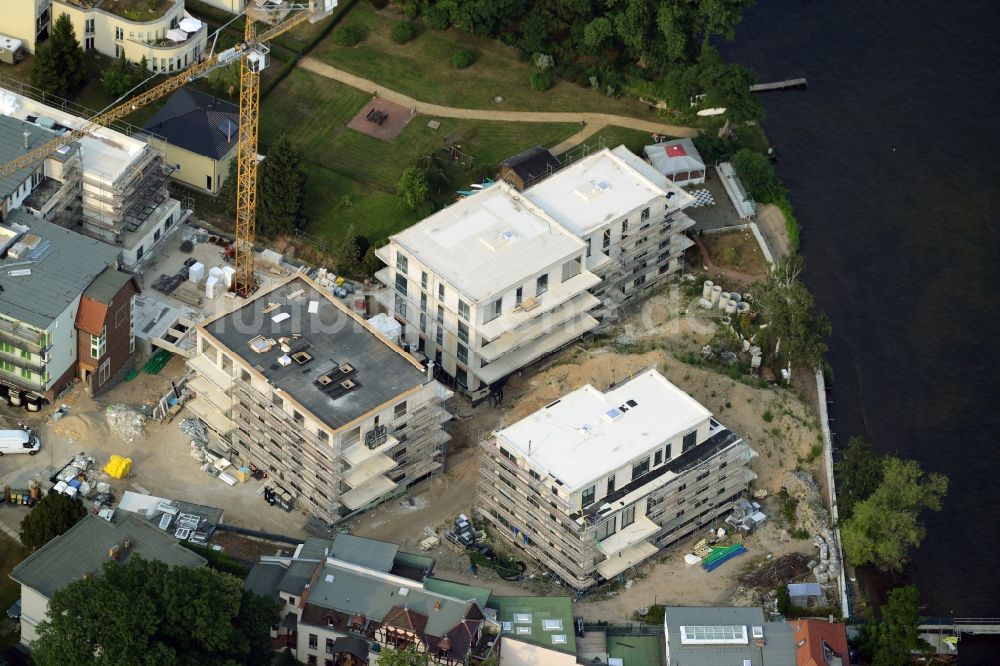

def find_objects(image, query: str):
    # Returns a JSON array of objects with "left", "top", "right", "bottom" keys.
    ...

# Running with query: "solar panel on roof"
[{"left": 217, "top": 118, "right": 237, "bottom": 137}]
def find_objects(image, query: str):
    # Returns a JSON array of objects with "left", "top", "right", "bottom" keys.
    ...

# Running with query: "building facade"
[
  {"left": 375, "top": 180, "right": 600, "bottom": 401},
  {"left": 523, "top": 146, "right": 695, "bottom": 326},
  {"left": 187, "top": 275, "right": 453, "bottom": 524},
  {"left": 6, "top": 0, "right": 50, "bottom": 54},
  {"left": 476, "top": 368, "right": 757, "bottom": 591},
  {"left": 53, "top": 0, "right": 207, "bottom": 74},
  {"left": 75, "top": 267, "right": 140, "bottom": 395}
]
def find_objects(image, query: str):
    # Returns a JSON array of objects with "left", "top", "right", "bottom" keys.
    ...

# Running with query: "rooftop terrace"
[{"left": 68, "top": 0, "right": 176, "bottom": 22}]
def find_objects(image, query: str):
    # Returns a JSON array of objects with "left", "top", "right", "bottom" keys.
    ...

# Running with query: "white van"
[{"left": 0, "top": 430, "right": 40, "bottom": 456}]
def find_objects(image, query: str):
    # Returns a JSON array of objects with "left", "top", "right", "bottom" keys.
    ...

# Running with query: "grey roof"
[
  {"left": 489, "top": 595, "right": 577, "bottom": 655},
  {"left": 305, "top": 563, "right": 474, "bottom": 638},
  {"left": 83, "top": 266, "right": 137, "bottom": 305},
  {"left": 277, "top": 536, "right": 333, "bottom": 595},
  {"left": 10, "top": 512, "right": 206, "bottom": 599},
  {"left": 202, "top": 276, "right": 429, "bottom": 430},
  {"left": 501, "top": 145, "right": 560, "bottom": 184},
  {"left": 664, "top": 607, "right": 796, "bottom": 666},
  {"left": 244, "top": 562, "right": 286, "bottom": 599},
  {"left": 0, "top": 116, "right": 55, "bottom": 201},
  {"left": 330, "top": 533, "right": 398, "bottom": 573},
  {"left": 143, "top": 87, "right": 239, "bottom": 160},
  {"left": 787, "top": 582, "right": 823, "bottom": 598},
  {"left": 0, "top": 210, "right": 121, "bottom": 329}
]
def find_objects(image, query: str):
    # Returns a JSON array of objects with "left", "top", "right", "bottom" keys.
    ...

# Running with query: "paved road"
[{"left": 298, "top": 57, "right": 699, "bottom": 153}]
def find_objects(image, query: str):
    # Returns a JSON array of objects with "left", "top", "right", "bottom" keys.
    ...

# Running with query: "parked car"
[
  {"left": 6, "top": 599, "right": 20, "bottom": 620},
  {"left": 0, "top": 430, "right": 40, "bottom": 456}
]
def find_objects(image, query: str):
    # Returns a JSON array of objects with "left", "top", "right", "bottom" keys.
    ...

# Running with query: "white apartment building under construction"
[
  {"left": 186, "top": 275, "right": 453, "bottom": 525},
  {"left": 375, "top": 180, "right": 601, "bottom": 401},
  {"left": 375, "top": 146, "right": 695, "bottom": 399},
  {"left": 476, "top": 368, "right": 757, "bottom": 591}
]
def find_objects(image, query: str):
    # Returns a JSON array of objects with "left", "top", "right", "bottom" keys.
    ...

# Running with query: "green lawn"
[
  {"left": 260, "top": 68, "right": 580, "bottom": 245},
  {"left": 311, "top": 3, "right": 653, "bottom": 119},
  {"left": 606, "top": 634, "right": 662, "bottom": 666},
  {"left": 586, "top": 126, "right": 660, "bottom": 156}
]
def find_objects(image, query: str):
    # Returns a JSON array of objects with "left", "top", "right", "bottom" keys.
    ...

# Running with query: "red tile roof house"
[
  {"left": 75, "top": 268, "right": 141, "bottom": 395},
  {"left": 790, "top": 618, "right": 850, "bottom": 666}
]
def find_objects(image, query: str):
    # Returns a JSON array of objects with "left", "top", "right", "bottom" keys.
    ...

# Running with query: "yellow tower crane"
[{"left": 0, "top": 0, "right": 338, "bottom": 297}]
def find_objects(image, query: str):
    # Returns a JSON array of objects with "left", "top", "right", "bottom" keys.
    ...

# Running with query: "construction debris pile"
[
  {"left": 180, "top": 418, "right": 210, "bottom": 445},
  {"left": 51, "top": 453, "right": 98, "bottom": 498},
  {"left": 739, "top": 552, "right": 811, "bottom": 589},
  {"left": 781, "top": 469, "right": 830, "bottom": 537},
  {"left": 105, "top": 404, "right": 149, "bottom": 443}
]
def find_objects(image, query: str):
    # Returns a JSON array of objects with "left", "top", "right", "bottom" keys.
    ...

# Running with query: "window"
[
  {"left": 90, "top": 326, "right": 107, "bottom": 359},
  {"left": 606, "top": 474, "right": 615, "bottom": 495},
  {"left": 654, "top": 449, "right": 663, "bottom": 466},
  {"left": 98, "top": 359, "right": 111, "bottom": 386},
  {"left": 153, "top": 228, "right": 161, "bottom": 242},
  {"left": 622, "top": 219, "right": 629, "bottom": 235},
  {"left": 485, "top": 298, "right": 502, "bottom": 323},
  {"left": 633, "top": 274, "right": 647, "bottom": 288},
  {"left": 325, "top": 638, "right": 335, "bottom": 654},
  {"left": 396, "top": 253, "right": 408, "bottom": 275},
  {"left": 136, "top": 245, "right": 144, "bottom": 260},
  {"left": 435, "top": 327, "right": 443, "bottom": 346},
  {"left": 582, "top": 486, "right": 595, "bottom": 507},
  {"left": 456, "top": 367, "right": 467, "bottom": 388},
  {"left": 394, "top": 294, "right": 406, "bottom": 318},
  {"left": 394, "top": 401, "right": 407, "bottom": 419},
  {"left": 436, "top": 305, "right": 444, "bottom": 325},
  {"left": 115, "top": 26, "right": 123, "bottom": 40},
  {"left": 457, "top": 321, "right": 469, "bottom": 344},
  {"left": 621, "top": 504, "right": 636, "bottom": 529},
  {"left": 457, "top": 343, "right": 468, "bottom": 364},
  {"left": 458, "top": 299, "right": 470, "bottom": 321},
  {"left": 632, "top": 456, "right": 650, "bottom": 480},
  {"left": 603, "top": 229, "right": 611, "bottom": 251},
  {"left": 641, "top": 207, "right": 650, "bottom": 221},
  {"left": 596, "top": 517, "right": 616, "bottom": 540},
  {"left": 438, "top": 283, "right": 445, "bottom": 299},
  {"left": 586, "top": 238, "right": 592, "bottom": 257},
  {"left": 561, "top": 257, "right": 582, "bottom": 282},
  {"left": 515, "top": 286, "right": 523, "bottom": 306},
  {"left": 85, "top": 18, "right": 95, "bottom": 34},
  {"left": 394, "top": 273, "right": 407, "bottom": 296},
  {"left": 308, "top": 634, "right": 318, "bottom": 649},
  {"left": 419, "top": 312, "right": 427, "bottom": 332},
  {"left": 664, "top": 444, "right": 672, "bottom": 461},
  {"left": 420, "top": 292, "right": 427, "bottom": 312},
  {"left": 535, "top": 274, "right": 548, "bottom": 296},
  {"left": 682, "top": 430, "right": 697, "bottom": 453}
]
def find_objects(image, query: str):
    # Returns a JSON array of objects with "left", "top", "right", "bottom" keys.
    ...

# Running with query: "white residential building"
[
  {"left": 524, "top": 146, "right": 696, "bottom": 323},
  {"left": 375, "top": 180, "right": 600, "bottom": 401},
  {"left": 476, "top": 368, "right": 757, "bottom": 591},
  {"left": 375, "top": 147, "right": 696, "bottom": 399}
]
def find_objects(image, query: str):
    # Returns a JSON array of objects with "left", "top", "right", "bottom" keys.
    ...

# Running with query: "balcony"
[
  {"left": 340, "top": 475, "right": 397, "bottom": 511},
  {"left": 595, "top": 539, "right": 658, "bottom": 580},
  {"left": 478, "top": 292, "right": 600, "bottom": 363},
  {"left": 187, "top": 375, "right": 233, "bottom": 411},
  {"left": 185, "top": 398, "right": 233, "bottom": 436},
  {"left": 476, "top": 270, "right": 601, "bottom": 342},
  {"left": 188, "top": 353, "right": 233, "bottom": 391},
  {"left": 342, "top": 434, "right": 399, "bottom": 466},
  {"left": 0, "top": 367, "right": 46, "bottom": 393},
  {"left": 0, "top": 349, "right": 46, "bottom": 373},
  {"left": 0, "top": 320, "right": 48, "bottom": 355},
  {"left": 474, "top": 314, "right": 598, "bottom": 385},
  {"left": 597, "top": 514, "right": 660, "bottom": 556},
  {"left": 342, "top": 452, "right": 396, "bottom": 489}
]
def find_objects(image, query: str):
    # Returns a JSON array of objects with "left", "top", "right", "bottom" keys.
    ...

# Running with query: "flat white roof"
[
  {"left": 495, "top": 368, "right": 712, "bottom": 491},
  {"left": 391, "top": 180, "right": 585, "bottom": 302},
  {"left": 524, "top": 147, "right": 669, "bottom": 237},
  {"left": 0, "top": 87, "right": 146, "bottom": 184},
  {"left": 610, "top": 144, "right": 695, "bottom": 209}
]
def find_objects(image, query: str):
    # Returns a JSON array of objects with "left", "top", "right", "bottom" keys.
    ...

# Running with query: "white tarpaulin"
[
  {"left": 166, "top": 28, "right": 188, "bottom": 43},
  {"left": 179, "top": 17, "right": 202, "bottom": 32}
]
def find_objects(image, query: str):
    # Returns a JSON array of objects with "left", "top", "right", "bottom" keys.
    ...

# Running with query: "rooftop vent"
[
  {"left": 340, "top": 379, "right": 356, "bottom": 390},
  {"left": 603, "top": 408, "right": 623, "bottom": 422},
  {"left": 751, "top": 626, "right": 764, "bottom": 639},
  {"left": 398, "top": 587, "right": 409, "bottom": 597},
  {"left": 291, "top": 351, "right": 313, "bottom": 365},
  {"left": 317, "top": 374, "right": 334, "bottom": 386},
  {"left": 498, "top": 229, "right": 517, "bottom": 242},
  {"left": 248, "top": 336, "right": 273, "bottom": 353}
]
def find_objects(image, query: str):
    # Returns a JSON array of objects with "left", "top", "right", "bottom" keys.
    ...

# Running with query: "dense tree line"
[{"left": 395, "top": 0, "right": 760, "bottom": 118}]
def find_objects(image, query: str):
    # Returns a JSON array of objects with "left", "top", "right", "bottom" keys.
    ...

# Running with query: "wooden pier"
[{"left": 750, "top": 78, "right": 808, "bottom": 92}]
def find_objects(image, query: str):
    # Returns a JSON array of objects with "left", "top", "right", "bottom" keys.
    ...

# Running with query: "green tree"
[
  {"left": 102, "top": 53, "right": 135, "bottom": 99},
  {"left": 362, "top": 239, "right": 387, "bottom": 276},
  {"left": 258, "top": 136, "right": 306, "bottom": 236},
  {"left": 397, "top": 166, "right": 431, "bottom": 214},
  {"left": 731, "top": 148, "right": 783, "bottom": 202},
  {"left": 19, "top": 492, "right": 87, "bottom": 550},
  {"left": 219, "top": 158, "right": 240, "bottom": 217},
  {"left": 29, "top": 43, "right": 67, "bottom": 98},
  {"left": 754, "top": 255, "right": 831, "bottom": 370},
  {"left": 695, "top": 0, "right": 756, "bottom": 42},
  {"left": 857, "top": 585, "right": 931, "bottom": 666},
  {"left": 32, "top": 556, "right": 279, "bottom": 666},
  {"left": 207, "top": 61, "right": 240, "bottom": 99},
  {"left": 332, "top": 224, "right": 363, "bottom": 275},
  {"left": 583, "top": 16, "right": 614, "bottom": 53},
  {"left": 841, "top": 457, "right": 947, "bottom": 571},
  {"left": 49, "top": 13, "right": 85, "bottom": 92},
  {"left": 835, "top": 436, "right": 882, "bottom": 518},
  {"left": 377, "top": 645, "right": 424, "bottom": 666}
]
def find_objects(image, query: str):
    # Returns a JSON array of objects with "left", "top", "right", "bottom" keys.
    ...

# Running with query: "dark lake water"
[{"left": 719, "top": 0, "right": 1000, "bottom": 659}]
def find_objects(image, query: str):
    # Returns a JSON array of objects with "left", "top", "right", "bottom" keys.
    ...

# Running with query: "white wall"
[
  {"left": 18, "top": 585, "right": 49, "bottom": 645},
  {"left": 44, "top": 296, "right": 82, "bottom": 391}
]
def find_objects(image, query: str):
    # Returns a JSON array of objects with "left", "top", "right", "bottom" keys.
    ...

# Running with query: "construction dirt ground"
[{"left": 0, "top": 245, "right": 833, "bottom": 620}]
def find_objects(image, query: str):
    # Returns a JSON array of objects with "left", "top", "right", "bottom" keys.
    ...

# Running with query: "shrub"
[
  {"left": 392, "top": 21, "right": 416, "bottom": 44},
  {"left": 424, "top": 5, "right": 450, "bottom": 30},
  {"left": 762, "top": 409, "right": 774, "bottom": 422},
  {"left": 452, "top": 50, "right": 474, "bottom": 69},
  {"left": 529, "top": 72, "right": 552, "bottom": 92},
  {"left": 332, "top": 25, "right": 365, "bottom": 47}
]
